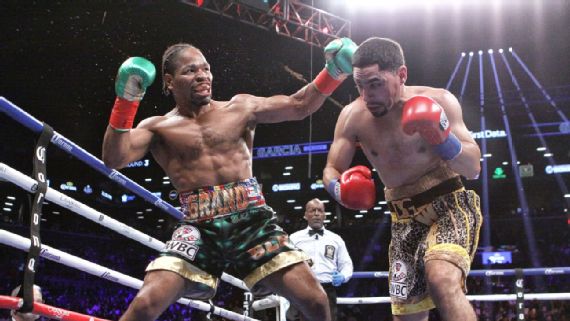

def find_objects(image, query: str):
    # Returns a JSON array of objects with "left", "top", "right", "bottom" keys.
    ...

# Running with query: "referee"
[{"left": 288, "top": 198, "right": 353, "bottom": 321}]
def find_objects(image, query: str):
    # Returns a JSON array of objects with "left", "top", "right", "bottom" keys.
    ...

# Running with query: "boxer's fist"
[
  {"left": 313, "top": 38, "right": 356, "bottom": 95},
  {"left": 327, "top": 165, "right": 376, "bottom": 210},
  {"left": 115, "top": 57, "right": 156, "bottom": 101},
  {"left": 402, "top": 96, "right": 462, "bottom": 160},
  {"left": 324, "top": 38, "right": 357, "bottom": 80},
  {"left": 109, "top": 57, "right": 156, "bottom": 131}
]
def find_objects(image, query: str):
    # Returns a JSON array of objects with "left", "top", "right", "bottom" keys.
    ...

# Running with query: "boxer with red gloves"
[
  {"left": 326, "top": 165, "right": 375, "bottom": 210},
  {"left": 324, "top": 37, "right": 482, "bottom": 321},
  {"left": 402, "top": 95, "right": 462, "bottom": 161}
]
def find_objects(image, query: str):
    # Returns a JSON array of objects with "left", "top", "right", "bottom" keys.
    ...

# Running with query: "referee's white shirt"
[{"left": 289, "top": 226, "right": 353, "bottom": 284}]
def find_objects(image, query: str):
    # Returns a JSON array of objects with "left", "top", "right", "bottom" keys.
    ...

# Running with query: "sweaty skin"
[
  {"left": 324, "top": 62, "right": 481, "bottom": 321},
  {"left": 324, "top": 64, "right": 480, "bottom": 190},
  {"left": 103, "top": 47, "right": 331, "bottom": 191},
  {"left": 103, "top": 46, "right": 334, "bottom": 321}
]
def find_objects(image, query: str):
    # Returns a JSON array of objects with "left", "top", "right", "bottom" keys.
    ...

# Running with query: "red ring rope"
[{"left": 0, "top": 296, "right": 111, "bottom": 321}]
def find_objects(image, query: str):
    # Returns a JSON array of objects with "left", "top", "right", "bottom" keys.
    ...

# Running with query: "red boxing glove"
[
  {"left": 327, "top": 165, "right": 376, "bottom": 210},
  {"left": 402, "top": 96, "right": 450, "bottom": 144},
  {"left": 402, "top": 96, "right": 461, "bottom": 160}
]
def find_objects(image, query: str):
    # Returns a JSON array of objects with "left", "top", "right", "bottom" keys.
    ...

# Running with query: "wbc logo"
[
  {"left": 165, "top": 225, "right": 201, "bottom": 261},
  {"left": 390, "top": 260, "right": 408, "bottom": 299}
]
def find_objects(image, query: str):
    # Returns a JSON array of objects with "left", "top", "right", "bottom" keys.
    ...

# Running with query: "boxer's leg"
[{"left": 257, "top": 262, "right": 331, "bottom": 321}]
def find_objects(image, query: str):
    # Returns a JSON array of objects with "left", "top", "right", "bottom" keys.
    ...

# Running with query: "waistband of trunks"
[
  {"left": 384, "top": 165, "right": 459, "bottom": 201},
  {"left": 179, "top": 177, "right": 266, "bottom": 222},
  {"left": 388, "top": 176, "right": 464, "bottom": 209}
]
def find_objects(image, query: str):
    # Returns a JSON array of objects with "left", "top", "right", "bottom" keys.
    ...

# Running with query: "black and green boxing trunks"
[{"left": 146, "top": 177, "right": 308, "bottom": 299}]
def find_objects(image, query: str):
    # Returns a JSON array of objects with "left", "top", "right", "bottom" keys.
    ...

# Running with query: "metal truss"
[{"left": 180, "top": 0, "right": 351, "bottom": 47}]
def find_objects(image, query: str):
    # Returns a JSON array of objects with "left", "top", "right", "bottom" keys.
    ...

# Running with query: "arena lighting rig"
[{"left": 445, "top": 47, "right": 570, "bottom": 277}]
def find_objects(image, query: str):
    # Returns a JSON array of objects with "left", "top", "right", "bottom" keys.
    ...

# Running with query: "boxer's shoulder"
[{"left": 405, "top": 85, "right": 434, "bottom": 96}]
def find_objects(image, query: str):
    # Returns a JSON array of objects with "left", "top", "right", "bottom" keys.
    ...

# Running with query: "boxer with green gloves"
[{"left": 109, "top": 57, "right": 156, "bottom": 131}]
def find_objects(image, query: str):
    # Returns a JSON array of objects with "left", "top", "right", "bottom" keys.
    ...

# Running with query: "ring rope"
[
  {"left": 2, "top": 162, "right": 569, "bottom": 311},
  {"left": 0, "top": 99, "right": 250, "bottom": 290},
  {"left": 0, "top": 96, "right": 182, "bottom": 220},
  {"left": 336, "top": 293, "right": 570, "bottom": 305},
  {"left": 0, "top": 229, "right": 260, "bottom": 321},
  {"left": 0, "top": 162, "right": 249, "bottom": 292},
  {"left": 0, "top": 295, "right": 111, "bottom": 321},
  {"left": 3, "top": 98, "right": 568, "bottom": 318},
  {"left": 2, "top": 163, "right": 568, "bottom": 292},
  {"left": 352, "top": 267, "right": 570, "bottom": 278}
]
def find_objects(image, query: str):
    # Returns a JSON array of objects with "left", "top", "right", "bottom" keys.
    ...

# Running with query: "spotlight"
[
  {"left": 461, "top": 52, "right": 466, "bottom": 57},
  {"left": 488, "top": 49, "right": 494, "bottom": 54},
  {"left": 499, "top": 48, "right": 504, "bottom": 53},
  {"left": 469, "top": 52, "right": 474, "bottom": 57},
  {"left": 508, "top": 47, "right": 513, "bottom": 52},
  {"left": 478, "top": 50, "right": 483, "bottom": 55}
]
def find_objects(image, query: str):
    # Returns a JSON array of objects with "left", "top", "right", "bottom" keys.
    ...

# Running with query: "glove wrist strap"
[
  {"left": 313, "top": 69, "right": 342, "bottom": 95},
  {"left": 326, "top": 179, "right": 342, "bottom": 203},
  {"left": 109, "top": 97, "right": 140, "bottom": 131},
  {"left": 435, "top": 132, "right": 462, "bottom": 161}
]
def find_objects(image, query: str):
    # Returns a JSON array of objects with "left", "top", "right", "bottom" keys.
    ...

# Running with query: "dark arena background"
[{"left": 1, "top": 1, "right": 569, "bottom": 320}]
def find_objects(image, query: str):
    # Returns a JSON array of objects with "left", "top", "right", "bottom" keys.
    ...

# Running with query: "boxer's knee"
[
  {"left": 298, "top": 286, "right": 330, "bottom": 320},
  {"left": 426, "top": 260, "right": 463, "bottom": 302},
  {"left": 122, "top": 292, "right": 164, "bottom": 321}
]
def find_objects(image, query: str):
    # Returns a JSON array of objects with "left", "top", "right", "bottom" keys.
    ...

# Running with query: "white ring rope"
[
  {"left": 336, "top": 293, "right": 570, "bottom": 305},
  {"left": 0, "top": 229, "right": 259, "bottom": 321},
  {"left": 4, "top": 162, "right": 568, "bottom": 316},
  {"left": 251, "top": 295, "right": 281, "bottom": 311},
  {"left": 0, "top": 162, "right": 249, "bottom": 291}
]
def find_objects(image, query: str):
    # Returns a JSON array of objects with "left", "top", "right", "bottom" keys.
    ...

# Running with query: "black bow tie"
[{"left": 309, "top": 229, "right": 324, "bottom": 236}]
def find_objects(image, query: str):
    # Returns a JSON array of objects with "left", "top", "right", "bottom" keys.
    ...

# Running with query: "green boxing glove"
[
  {"left": 324, "top": 37, "right": 357, "bottom": 80},
  {"left": 313, "top": 38, "right": 357, "bottom": 95},
  {"left": 109, "top": 57, "right": 156, "bottom": 131},
  {"left": 115, "top": 57, "right": 156, "bottom": 101}
]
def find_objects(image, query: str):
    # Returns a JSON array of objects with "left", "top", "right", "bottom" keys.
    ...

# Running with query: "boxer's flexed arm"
[
  {"left": 439, "top": 92, "right": 481, "bottom": 179},
  {"left": 402, "top": 91, "right": 481, "bottom": 179},
  {"left": 103, "top": 119, "right": 156, "bottom": 169},
  {"left": 102, "top": 57, "right": 157, "bottom": 169},
  {"left": 323, "top": 107, "right": 376, "bottom": 210},
  {"left": 324, "top": 107, "right": 357, "bottom": 183},
  {"left": 250, "top": 38, "right": 357, "bottom": 124}
]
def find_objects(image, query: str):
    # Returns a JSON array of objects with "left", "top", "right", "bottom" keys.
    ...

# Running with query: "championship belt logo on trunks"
[
  {"left": 180, "top": 179, "right": 266, "bottom": 222},
  {"left": 163, "top": 225, "right": 201, "bottom": 261}
]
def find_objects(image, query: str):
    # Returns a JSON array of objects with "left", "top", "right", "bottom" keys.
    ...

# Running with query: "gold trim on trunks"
[
  {"left": 243, "top": 250, "right": 310, "bottom": 290},
  {"left": 146, "top": 256, "right": 218, "bottom": 290},
  {"left": 425, "top": 243, "right": 471, "bottom": 277},
  {"left": 392, "top": 295, "right": 435, "bottom": 315}
]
